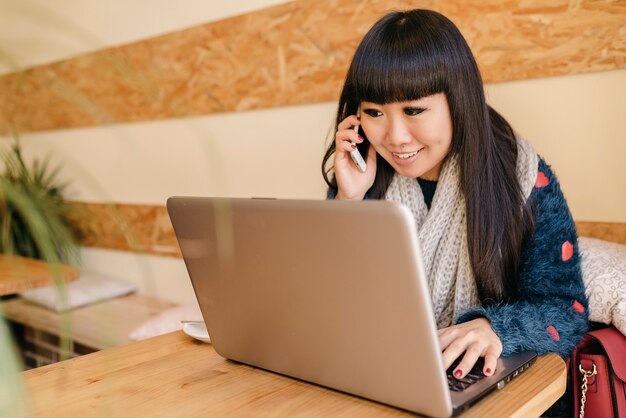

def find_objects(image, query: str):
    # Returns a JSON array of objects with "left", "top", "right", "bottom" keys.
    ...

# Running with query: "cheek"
[
  {"left": 437, "top": 112, "right": 454, "bottom": 146},
  {"left": 417, "top": 124, "right": 451, "bottom": 148},
  {"left": 362, "top": 130, "right": 386, "bottom": 156},
  {"left": 362, "top": 125, "right": 383, "bottom": 146}
]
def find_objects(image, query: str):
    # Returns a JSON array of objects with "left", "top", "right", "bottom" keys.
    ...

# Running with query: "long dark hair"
[{"left": 322, "top": 9, "right": 534, "bottom": 304}]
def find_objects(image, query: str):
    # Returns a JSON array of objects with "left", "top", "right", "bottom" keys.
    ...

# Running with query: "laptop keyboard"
[{"left": 446, "top": 357, "right": 486, "bottom": 392}]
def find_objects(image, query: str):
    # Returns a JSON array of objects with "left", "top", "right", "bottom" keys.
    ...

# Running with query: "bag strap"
[
  {"left": 577, "top": 361, "right": 597, "bottom": 418},
  {"left": 571, "top": 326, "right": 625, "bottom": 418}
]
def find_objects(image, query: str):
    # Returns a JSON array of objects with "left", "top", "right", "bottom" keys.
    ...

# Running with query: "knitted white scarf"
[{"left": 385, "top": 137, "right": 539, "bottom": 328}]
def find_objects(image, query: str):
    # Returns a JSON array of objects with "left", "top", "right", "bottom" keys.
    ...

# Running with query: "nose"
[{"left": 385, "top": 117, "right": 412, "bottom": 147}]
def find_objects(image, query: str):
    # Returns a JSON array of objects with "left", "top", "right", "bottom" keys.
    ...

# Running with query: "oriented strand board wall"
[
  {"left": 67, "top": 201, "right": 626, "bottom": 258},
  {"left": 1, "top": 0, "right": 624, "bottom": 134}
]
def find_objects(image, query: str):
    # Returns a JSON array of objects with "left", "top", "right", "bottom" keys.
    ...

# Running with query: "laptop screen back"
[{"left": 168, "top": 197, "right": 453, "bottom": 417}]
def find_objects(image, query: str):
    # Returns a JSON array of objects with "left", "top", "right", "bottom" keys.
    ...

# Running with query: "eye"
[
  {"left": 404, "top": 107, "right": 426, "bottom": 116},
  {"left": 363, "top": 109, "right": 383, "bottom": 118}
]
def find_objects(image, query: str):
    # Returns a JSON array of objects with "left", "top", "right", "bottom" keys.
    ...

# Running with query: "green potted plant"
[
  {"left": 0, "top": 139, "right": 79, "bottom": 416},
  {"left": 0, "top": 139, "right": 78, "bottom": 264}
]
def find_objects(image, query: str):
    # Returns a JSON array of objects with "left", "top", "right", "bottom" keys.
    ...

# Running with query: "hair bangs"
[{"left": 349, "top": 16, "right": 448, "bottom": 104}]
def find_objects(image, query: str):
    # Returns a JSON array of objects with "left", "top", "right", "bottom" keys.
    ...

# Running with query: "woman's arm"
[{"left": 457, "top": 158, "right": 589, "bottom": 357}]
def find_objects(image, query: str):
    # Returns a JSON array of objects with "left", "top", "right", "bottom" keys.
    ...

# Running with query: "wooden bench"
[{"left": 1, "top": 294, "right": 176, "bottom": 368}]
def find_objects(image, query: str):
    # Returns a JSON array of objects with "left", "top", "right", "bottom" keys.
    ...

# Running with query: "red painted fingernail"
[
  {"left": 358, "top": 135, "right": 364, "bottom": 142},
  {"left": 485, "top": 368, "right": 492, "bottom": 375},
  {"left": 454, "top": 369, "right": 462, "bottom": 378},
  {"left": 351, "top": 144, "right": 356, "bottom": 149}
]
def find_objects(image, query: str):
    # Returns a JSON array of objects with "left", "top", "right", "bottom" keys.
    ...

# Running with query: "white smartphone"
[{"left": 350, "top": 106, "right": 367, "bottom": 173}]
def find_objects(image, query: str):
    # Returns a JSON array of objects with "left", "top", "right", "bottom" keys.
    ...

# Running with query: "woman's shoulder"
[
  {"left": 527, "top": 156, "right": 575, "bottom": 228},
  {"left": 537, "top": 156, "right": 555, "bottom": 175},
  {"left": 530, "top": 156, "right": 564, "bottom": 197}
]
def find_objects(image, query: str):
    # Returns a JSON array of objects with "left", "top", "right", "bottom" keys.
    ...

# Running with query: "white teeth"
[{"left": 394, "top": 151, "right": 418, "bottom": 159}]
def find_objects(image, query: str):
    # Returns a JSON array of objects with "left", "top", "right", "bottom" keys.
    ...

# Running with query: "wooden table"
[
  {"left": 21, "top": 331, "right": 567, "bottom": 417},
  {"left": 0, "top": 254, "right": 79, "bottom": 296}
]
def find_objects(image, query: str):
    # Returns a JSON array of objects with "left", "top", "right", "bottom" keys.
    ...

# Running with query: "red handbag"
[{"left": 570, "top": 326, "right": 626, "bottom": 418}]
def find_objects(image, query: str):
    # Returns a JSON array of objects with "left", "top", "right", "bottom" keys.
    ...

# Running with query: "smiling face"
[{"left": 360, "top": 93, "right": 453, "bottom": 180}]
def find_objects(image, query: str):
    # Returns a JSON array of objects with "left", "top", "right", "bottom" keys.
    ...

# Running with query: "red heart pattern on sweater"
[
  {"left": 535, "top": 171, "right": 550, "bottom": 188},
  {"left": 546, "top": 325, "right": 560, "bottom": 341},
  {"left": 572, "top": 300, "right": 584, "bottom": 314},
  {"left": 562, "top": 241, "right": 574, "bottom": 261}
]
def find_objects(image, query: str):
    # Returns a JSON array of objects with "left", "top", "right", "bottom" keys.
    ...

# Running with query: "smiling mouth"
[{"left": 392, "top": 149, "right": 423, "bottom": 159}]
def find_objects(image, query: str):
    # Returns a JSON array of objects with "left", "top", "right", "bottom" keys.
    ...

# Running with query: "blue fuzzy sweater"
[
  {"left": 457, "top": 159, "right": 588, "bottom": 357},
  {"left": 328, "top": 158, "right": 589, "bottom": 357}
]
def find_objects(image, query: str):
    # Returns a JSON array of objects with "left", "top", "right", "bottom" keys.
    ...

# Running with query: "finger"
[
  {"left": 441, "top": 341, "right": 468, "bottom": 371},
  {"left": 482, "top": 349, "right": 499, "bottom": 376},
  {"left": 453, "top": 346, "right": 482, "bottom": 379},
  {"left": 342, "top": 141, "right": 358, "bottom": 153},
  {"left": 334, "top": 135, "right": 358, "bottom": 154},
  {"left": 438, "top": 328, "right": 457, "bottom": 352},
  {"left": 334, "top": 144, "right": 364, "bottom": 173},
  {"left": 337, "top": 115, "right": 361, "bottom": 131},
  {"left": 335, "top": 130, "right": 361, "bottom": 147}
]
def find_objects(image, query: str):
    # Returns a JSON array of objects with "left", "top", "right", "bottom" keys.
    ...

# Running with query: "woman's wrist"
[{"left": 336, "top": 190, "right": 364, "bottom": 201}]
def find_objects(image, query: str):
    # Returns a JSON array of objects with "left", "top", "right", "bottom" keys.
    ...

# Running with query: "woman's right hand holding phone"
[{"left": 334, "top": 114, "right": 377, "bottom": 200}]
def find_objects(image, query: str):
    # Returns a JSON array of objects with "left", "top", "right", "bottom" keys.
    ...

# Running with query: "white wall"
[
  {"left": 2, "top": 0, "right": 624, "bottom": 304},
  {"left": 12, "top": 103, "right": 334, "bottom": 204}
]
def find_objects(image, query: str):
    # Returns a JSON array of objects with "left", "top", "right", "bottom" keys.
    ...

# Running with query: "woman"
[{"left": 322, "top": 9, "right": 588, "bottom": 381}]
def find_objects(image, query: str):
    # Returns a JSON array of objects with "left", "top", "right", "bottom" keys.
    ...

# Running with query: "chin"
[{"left": 390, "top": 163, "right": 427, "bottom": 179}]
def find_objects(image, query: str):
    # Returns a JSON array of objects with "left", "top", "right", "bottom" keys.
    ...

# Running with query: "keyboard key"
[{"left": 446, "top": 357, "right": 487, "bottom": 392}]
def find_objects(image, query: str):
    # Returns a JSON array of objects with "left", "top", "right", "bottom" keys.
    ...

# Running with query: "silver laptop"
[{"left": 167, "top": 197, "right": 537, "bottom": 417}]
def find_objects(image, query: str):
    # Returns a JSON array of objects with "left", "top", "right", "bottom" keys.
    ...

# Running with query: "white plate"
[{"left": 182, "top": 322, "right": 211, "bottom": 343}]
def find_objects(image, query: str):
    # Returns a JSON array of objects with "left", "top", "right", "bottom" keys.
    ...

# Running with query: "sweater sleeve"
[
  {"left": 326, "top": 188, "right": 370, "bottom": 200},
  {"left": 457, "top": 158, "right": 588, "bottom": 357}
]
